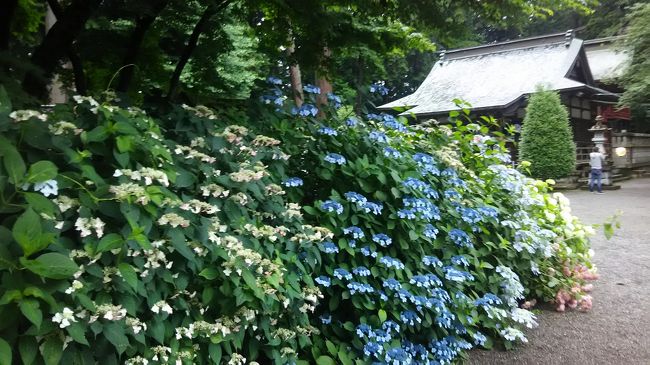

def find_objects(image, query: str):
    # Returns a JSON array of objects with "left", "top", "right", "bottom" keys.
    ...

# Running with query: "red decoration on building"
[{"left": 601, "top": 105, "right": 631, "bottom": 122}]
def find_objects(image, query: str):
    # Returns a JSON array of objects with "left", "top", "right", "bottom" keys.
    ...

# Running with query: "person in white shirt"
[{"left": 589, "top": 146, "right": 605, "bottom": 194}]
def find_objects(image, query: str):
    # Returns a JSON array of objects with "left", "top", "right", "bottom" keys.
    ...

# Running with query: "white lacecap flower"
[{"left": 52, "top": 307, "right": 77, "bottom": 328}]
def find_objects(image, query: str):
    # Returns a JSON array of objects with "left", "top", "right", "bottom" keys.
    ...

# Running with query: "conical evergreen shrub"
[{"left": 519, "top": 89, "right": 576, "bottom": 179}]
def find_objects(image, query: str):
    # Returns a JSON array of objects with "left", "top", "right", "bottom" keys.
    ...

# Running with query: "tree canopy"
[
  {"left": 618, "top": 3, "right": 650, "bottom": 113},
  {"left": 0, "top": 0, "right": 596, "bottom": 109}
]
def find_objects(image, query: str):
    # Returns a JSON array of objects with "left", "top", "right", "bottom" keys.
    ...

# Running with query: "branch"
[
  {"left": 166, "top": 0, "right": 231, "bottom": 100},
  {"left": 23, "top": 0, "right": 102, "bottom": 100}
]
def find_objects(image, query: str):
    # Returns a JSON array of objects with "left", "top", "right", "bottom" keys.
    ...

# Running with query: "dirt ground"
[{"left": 469, "top": 178, "right": 650, "bottom": 365}]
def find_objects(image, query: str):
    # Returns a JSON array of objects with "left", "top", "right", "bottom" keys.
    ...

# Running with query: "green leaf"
[
  {"left": 0, "top": 136, "right": 26, "bottom": 185},
  {"left": 18, "top": 336, "right": 37, "bottom": 365},
  {"left": 115, "top": 135, "right": 134, "bottom": 153},
  {"left": 12, "top": 208, "right": 48, "bottom": 257},
  {"left": 66, "top": 322, "right": 89, "bottom": 345},
  {"left": 378, "top": 309, "right": 387, "bottom": 322},
  {"left": 0, "top": 338, "right": 11, "bottom": 365},
  {"left": 41, "top": 337, "right": 63, "bottom": 365},
  {"left": 316, "top": 356, "right": 336, "bottom": 365},
  {"left": 0, "top": 86, "right": 11, "bottom": 118},
  {"left": 24, "top": 193, "right": 56, "bottom": 215},
  {"left": 96, "top": 233, "right": 124, "bottom": 253},
  {"left": 26, "top": 161, "right": 58, "bottom": 183},
  {"left": 325, "top": 340, "right": 337, "bottom": 356},
  {"left": 18, "top": 299, "right": 42, "bottom": 329},
  {"left": 20, "top": 253, "right": 78, "bottom": 279},
  {"left": 103, "top": 322, "right": 129, "bottom": 355},
  {"left": 199, "top": 267, "right": 219, "bottom": 280},
  {"left": 118, "top": 263, "right": 138, "bottom": 290},
  {"left": 338, "top": 350, "right": 353, "bottom": 365},
  {"left": 547, "top": 277, "right": 559, "bottom": 288},
  {"left": 208, "top": 343, "right": 222, "bottom": 363}
]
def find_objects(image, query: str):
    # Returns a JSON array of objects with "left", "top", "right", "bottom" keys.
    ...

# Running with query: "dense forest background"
[{"left": 0, "top": 0, "right": 641, "bottom": 112}]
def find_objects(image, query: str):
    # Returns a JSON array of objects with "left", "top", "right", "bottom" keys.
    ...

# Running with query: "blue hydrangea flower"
[
  {"left": 422, "top": 255, "right": 443, "bottom": 268},
  {"left": 383, "top": 119, "right": 408, "bottom": 133},
  {"left": 315, "top": 276, "right": 331, "bottom": 287},
  {"left": 369, "top": 82, "right": 389, "bottom": 96},
  {"left": 303, "top": 84, "right": 321, "bottom": 94},
  {"left": 348, "top": 239, "right": 357, "bottom": 248},
  {"left": 372, "top": 233, "right": 392, "bottom": 247},
  {"left": 378, "top": 290, "right": 388, "bottom": 301},
  {"left": 360, "top": 246, "right": 378, "bottom": 258},
  {"left": 348, "top": 281, "right": 374, "bottom": 294},
  {"left": 435, "top": 307, "right": 456, "bottom": 329},
  {"left": 291, "top": 103, "right": 319, "bottom": 117},
  {"left": 361, "top": 201, "right": 383, "bottom": 215},
  {"left": 385, "top": 347, "right": 412, "bottom": 364},
  {"left": 383, "top": 278, "right": 402, "bottom": 291},
  {"left": 34, "top": 180, "right": 58, "bottom": 197},
  {"left": 380, "top": 256, "right": 405, "bottom": 270},
  {"left": 320, "top": 314, "right": 332, "bottom": 324},
  {"left": 423, "top": 224, "right": 439, "bottom": 239},
  {"left": 383, "top": 147, "right": 402, "bottom": 159},
  {"left": 402, "top": 178, "right": 438, "bottom": 198},
  {"left": 400, "top": 310, "right": 421, "bottom": 326},
  {"left": 368, "top": 131, "right": 389, "bottom": 143},
  {"left": 382, "top": 320, "right": 400, "bottom": 335},
  {"left": 346, "top": 117, "right": 359, "bottom": 127},
  {"left": 317, "top": 126, "right": 338, "bottom": 136},
  {"left": 260, "top": 90, "right": 284, "bottom": 106},
  {"left": 397, "top": 209, "right": 416, "bottom": 219},
  {"left": 344, "top": 191, "right": 367, "bottom": 204},
  {"left": 324, "top": 153, "right": 346, "bottom": 165},
  {"left": 327, "top": 93, "right": 342, "bottom": 108},
  {"left": 474, "top": 293, "right": 502, "bottom": 307},
  {"left": 353, "top": 266, "right": 371, "bottom": 277},
  {"left": 403, "top": 197, "right": 441, "bottom": 220},
  {"left": 373, "top": 329, "right": 391, "bottom": 343},
  {"left": 396, "top": 288, "right": 412, "bottom": 303},
  {"left": 472, "top": 331, "right": 487, "bottom": 346},
  {"left": 445, "top": 190, "right": 462, "bottom": 201},
  {"left": 356, "top": 323, "right": 372, "bottom": 338},
  {"left": 410, "top": 274, "right": 441, "bottom": 288},
  {"left": 413, "top": 153, "right": 440, "bottom": 176},
  {"left": 266, "top": 76, "right": 283, "bottom": 85},
  {"left": 451, "top": 255, "right": 470, "bottom": 267},
  {"left": 320, "top": 241, "right": 339, "bottom": 254},
  {"left": 363, "top": 342, "right": 383, "bottom": 357},
  {"left": 282, "top": 177, "right": 303, "bottom": 187},
  {"left": 443, "top": 266, "right": 475, "bottom": 283},
  {"left": 343, "top": 226, "right": 364, "bottom": 239},
  {"left": 478, "top": 206, "right": 499, "bottom": 220},
  {"left": 457, "top": 206, "right": 482, "bottom": 224},
  {"left": 333, "top": 268, "right": 353, "bottom": 281},
  {"left": 449, "top": 228, "right": 474, "bottom": 248},
  {"left": 320, "top": 200, "right": 343, "bottom": 214}
]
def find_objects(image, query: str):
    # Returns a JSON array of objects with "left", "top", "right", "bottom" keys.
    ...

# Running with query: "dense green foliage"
[
  {"left": 0, "top": 83, "right": 598, "bottom": 363},
  {"left": 619, "top": 3, "right": 650, "bottom": 113},
  {"left": 1, "top": 0, "right": 595, "bottom": 109},
  {"left": 519, "top": 90, "right": 577, "bottom": 180}
]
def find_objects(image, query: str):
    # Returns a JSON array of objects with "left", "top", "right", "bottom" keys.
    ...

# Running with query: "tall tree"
[{"left": 618, "top": 3, "right": 650, "bottom": 113}]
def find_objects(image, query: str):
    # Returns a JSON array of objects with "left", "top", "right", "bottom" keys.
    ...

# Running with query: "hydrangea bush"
[
  {"left": 0, "top": 91, "right": 328, "bottom": 364},
  {"left": 0, "top": 80, "right": 598, "bottom": 365},
  {"left": 258, "top": 81, "right": 599, "bottom": 363}
]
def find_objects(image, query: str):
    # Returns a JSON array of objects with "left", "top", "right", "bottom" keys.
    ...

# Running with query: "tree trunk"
[
  {"left": 286, "top": 31, "right": 304, "bottom": 107},
  {"left": 167, "top": 0, "right": 230, "bottom": 100},
  {"left": 0, "top": 0, "right": 18, "bottom": 51},
  {"left": 46, "top": 0, "right": 87, "bottom": 96},
  {"left": 354, "top": 55, "right": 364, "bottom": 113},
  {"left": 316, "top": 47, "right": 332, "bottom": 117},
  {"left": 117, "top": 0, "right": 169, "bottom": 92},
  {"left": 23, "top": 0, "right": 102, "bottom": 100}
]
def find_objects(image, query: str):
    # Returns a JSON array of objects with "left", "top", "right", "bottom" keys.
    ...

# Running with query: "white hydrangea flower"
[
  {"left": 52, "top": 307, "right": 76, "bottom": 328},
  {"left": 151, "top": 300, "right": 173, "bottom": 314}
]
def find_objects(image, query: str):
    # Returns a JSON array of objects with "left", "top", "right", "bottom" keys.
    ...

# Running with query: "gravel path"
[{"left": 469, "top": 178, "right": 650, "bottom": 365}]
